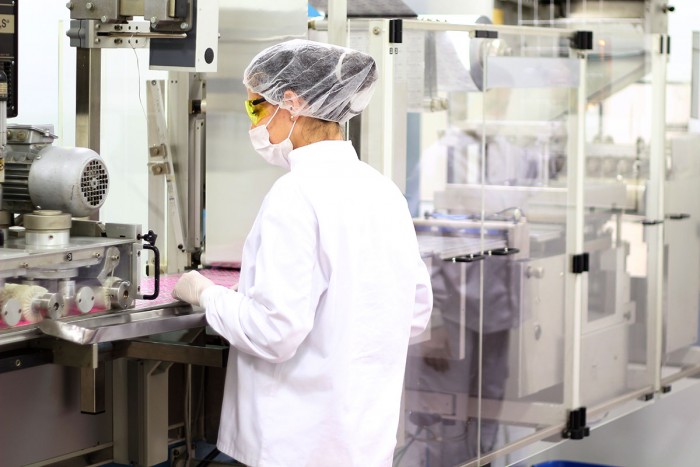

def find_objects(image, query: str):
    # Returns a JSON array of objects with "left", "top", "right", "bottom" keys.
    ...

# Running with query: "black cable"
[{"left": 195, "top": 447, "right": 221, "bottom": 467}]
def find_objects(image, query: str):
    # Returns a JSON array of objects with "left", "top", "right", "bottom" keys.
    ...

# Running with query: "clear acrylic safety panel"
[
  {"left": 398, "top": 26, "right": 581, "bottom": 467},
  {"left": 660, "top": 68, "right": 700, "bottom": 381},
  {"left": 478, "top": 31, "right": 579, "bottom": 465},
  {"left": 398, "top": 27, "right": 494, "bottom": 467},
  {"left": 580, "top": 23, "right": 656, "bottom": 407}
]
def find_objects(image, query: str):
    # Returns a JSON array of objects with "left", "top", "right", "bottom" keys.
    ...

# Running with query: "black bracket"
[
  {"left": 572, "top": 253, "right": 589, "bottom": 274},
  {"left": 666, "top": 213, "right": 690, "bottom": 220},
  {"left": 571, "top": 31, "right": 593, "bottom": 50},
  {"left": 662, "top": 385, "right": 672, "bottom": 394},
  {"left": 474, "top": 30, "right": 498, "bottom": 39},
  {"left": 446, "top": 253, "right": 485, "bottom": 263},
  {"left": 389, "top": 19, "right": 403, "bottom": 44},
  {"left": 489, "top": 247, "right": 520, "bottom": 256},
  {"left": 562, "top": 407, "right": 590, "bottom": 440},
  {"left": 641, "top": 219, "right": 664, "bottom": 226}
]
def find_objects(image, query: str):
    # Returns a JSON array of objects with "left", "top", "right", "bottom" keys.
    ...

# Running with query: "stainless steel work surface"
[{"left": 37, "top": 305, "right": 205, "bottom": 345}]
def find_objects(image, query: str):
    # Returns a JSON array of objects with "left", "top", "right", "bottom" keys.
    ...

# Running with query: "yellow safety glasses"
[{"left": 245, "top": 97, "right": 270, "bottom": 125}]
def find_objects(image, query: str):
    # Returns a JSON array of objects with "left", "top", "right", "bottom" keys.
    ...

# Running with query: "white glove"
[{"left": 172, "top": 271, "right": 215, "bottom": 307}]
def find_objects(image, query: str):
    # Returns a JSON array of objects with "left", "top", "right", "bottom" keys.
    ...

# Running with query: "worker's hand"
[{"left": 172, "top": 271, "right": 215, "bottom": 307}]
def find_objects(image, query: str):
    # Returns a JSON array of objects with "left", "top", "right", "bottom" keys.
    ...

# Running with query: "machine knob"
[
  {"left": 75, "top": 286, "right": 96, "bottom": 314},
  {"left": 526, "top": 266, "right": 545, "bottom": 279},
  {"left": 1, "top": 298, "right": 22, "bottom": 327}
]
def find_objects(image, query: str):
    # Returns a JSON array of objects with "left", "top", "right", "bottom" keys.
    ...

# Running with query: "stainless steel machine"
[{"left": 0, "top": 2, "right": 232, "bottom": 466}]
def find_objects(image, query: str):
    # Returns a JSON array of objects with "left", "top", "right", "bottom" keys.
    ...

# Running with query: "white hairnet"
[{"left": 243, "top": 39, "right": 378, "bottom": 124}]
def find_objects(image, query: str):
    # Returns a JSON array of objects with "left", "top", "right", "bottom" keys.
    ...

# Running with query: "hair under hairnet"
[{"left": 243, "top": 39, "right": 378, "bottom": 124}]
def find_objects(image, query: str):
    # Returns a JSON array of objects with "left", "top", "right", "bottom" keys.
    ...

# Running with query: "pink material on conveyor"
[
  {"left": 0, "top": 269, "right": 240, "bottom": 329},
  {"left": 134, "top": 268, "right": 240, "bottom": 309}
]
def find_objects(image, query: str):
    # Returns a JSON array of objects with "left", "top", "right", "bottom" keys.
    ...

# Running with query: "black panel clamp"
[
  {"left": 489, "top": 247, "right": 520, "bottom": 256},
  {"left": 447, "top": 253, "right": 485, "bottom": 263},
  {"left": 571, "top": 31, "right": 593, "bottom": 50},
  {"left": 389, "top": 19, "right": 403, "bottom": 44},
  {"left": 572, "top": 253, "right": 589, "bottom": 274},
  {"left": 562, "top": 407, "right": 590, "bottom": 440},
  {"left": 474, "top": 30, "right": 498, "bottom": 39}
]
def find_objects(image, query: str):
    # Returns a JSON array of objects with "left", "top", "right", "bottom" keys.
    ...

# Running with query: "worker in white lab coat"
[{"left": 172, "top": 39, "right": 433, "bottom": 467}]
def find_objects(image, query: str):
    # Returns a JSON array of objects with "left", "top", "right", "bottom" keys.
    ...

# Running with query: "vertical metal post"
[
  {"left": 147, "top": 81, "right": 167, "bottom": 277},
  {"left": 147, "top": 78, "right": 188, "bottom": 273},
  {"left": 362, "top": 20, "right": 397, "bottom": 184},
  {"left": 328, "top": 0, "right": 348, "bottom": 47},
  {"left": 691, "top": 32, "right": 699, "bottom": 121},
  {"left": 646, "top": 33, "right": 668, "bottom": 393},
  {"left": 166, "top": 73, "right": 193, "bottom": 272},
  {"left": 76, "top": 48, "right": 101, "bottom": 221},
  {"left": 563, "top": 52, "right": 588, "bottom": 410},
  {"left": 75, "top": 48, "right": 101, "bottom": 152},
  {"left": 114, "top": 359, "right": 171, "bottom": 466},
  {"left": 80, "top": 365, "right": 106, "bottom": 414}
]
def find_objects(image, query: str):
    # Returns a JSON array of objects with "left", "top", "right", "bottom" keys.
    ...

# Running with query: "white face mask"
[{"left": 248, "top": 106, "right": 297, "bottom": 170}]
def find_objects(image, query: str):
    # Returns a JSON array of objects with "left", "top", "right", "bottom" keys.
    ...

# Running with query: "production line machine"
[
  {"left": 0, "top": 124, "right": 157, "bottom": 329},
  {"left": 0, "top": 2, "right": 231, "bottom": 466},
  {"left": 0, "top": 0, "right": 221, "bottom": 342}
]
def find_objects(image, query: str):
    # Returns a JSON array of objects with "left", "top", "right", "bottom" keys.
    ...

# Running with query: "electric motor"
[{"left": 2, "top": 126, "right": 109, "bottom": 217}]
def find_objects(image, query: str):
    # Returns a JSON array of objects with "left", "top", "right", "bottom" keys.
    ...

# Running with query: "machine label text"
[{"left": 0, "top": 15, "right": 14, "bottom": 34}]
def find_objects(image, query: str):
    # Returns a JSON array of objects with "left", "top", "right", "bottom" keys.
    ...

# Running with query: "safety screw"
[
  {"left": 85, "top": 2, "right": 94, "bottom": 10},
  {"left": 180, "top": 22, "right": 189, "bottom": 30}
]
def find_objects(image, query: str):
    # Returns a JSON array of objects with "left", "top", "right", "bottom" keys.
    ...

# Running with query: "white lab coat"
[{"left": 201, "top": 140, "right": 433, "bottom": 467}]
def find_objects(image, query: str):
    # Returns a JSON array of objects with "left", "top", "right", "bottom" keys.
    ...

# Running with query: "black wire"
[{"left": 195, "top": 447, "right": 221, "bottom": 467}]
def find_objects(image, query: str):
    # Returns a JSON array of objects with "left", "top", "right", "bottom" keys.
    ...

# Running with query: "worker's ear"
[{"left": 283, "top": 90, "right": 305, "bottom": 115}]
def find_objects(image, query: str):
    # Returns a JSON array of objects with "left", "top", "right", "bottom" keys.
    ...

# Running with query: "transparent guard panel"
[
  {"left": 399, "top": 28, "right": 495, "bottom": 467},
  {"left": 475, "top": 31, "right": 578, "bottom": 466},
  {"left": 397, "top": 25, "right": 583, "bottom": 467},
  {"left": 581, "top": 28, "right": 656, "bottom": 409},
  {"left": 661, "top": 73, "right": 700, "bottom": 381}
]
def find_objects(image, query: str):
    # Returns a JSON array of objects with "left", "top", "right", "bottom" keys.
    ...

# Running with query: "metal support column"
[
  {"left": 361, "top": 19, "right": 406, "bottom": 191},
  {"left": 328, "top": 0, "right": 348, "bottom": 47},
  {"left": 75, "top": 48, "right": 101, "bottom": 152},
  {"left": 113, "top": 358, "right": 172, "bottom": 466},
  {"left": 563, "top": 51, "right": 588, "bottom": 410},
  {"left": 647, "top": 33, "right": 669, "bottom": 394}
]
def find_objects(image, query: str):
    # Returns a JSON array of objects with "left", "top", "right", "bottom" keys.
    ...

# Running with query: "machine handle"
[{"left": 138, "top": 230, "right": 160, "bottom": 300}]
